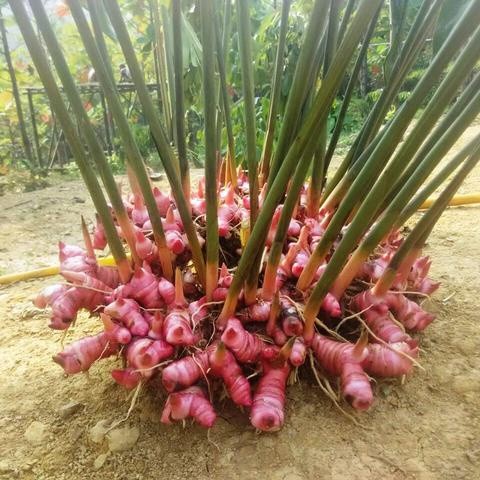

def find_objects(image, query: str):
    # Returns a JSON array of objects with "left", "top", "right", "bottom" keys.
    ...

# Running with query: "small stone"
[
  {"left": 0, "top": 460, "right": 14, "bottom": 474},
  {"left": 73, "top": 196, "right": 85, "bottom": 203},
  {"left": 70, "top": 428, "right": 84, "bottom": 443},
  {"left": 379, "top": 383, "right": 393, "bottom": 397},
  {"left": 89, "top": 420, "right": 111, "bottom": 444},
  {"left": 106, "top": 426, "right": 140, "bottom": 452},
  {"left": 24, "top": 421, "right": 48, "bottom": 445},
  {"left": 283, "top": 474, "right": 304, "bottom": 480},
  {"left": 404, "top": 458, "right": 428, "bottom": 474},
  {"left": 58, "top": 401, "right": 84, "bottom": 419},
  {"left": 93, "top": 453, "right": 109, "bottom": 470}
]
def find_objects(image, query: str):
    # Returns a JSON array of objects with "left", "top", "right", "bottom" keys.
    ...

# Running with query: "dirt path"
[{"left": 0, "top": 126, "right": 479, "bottom": 480}]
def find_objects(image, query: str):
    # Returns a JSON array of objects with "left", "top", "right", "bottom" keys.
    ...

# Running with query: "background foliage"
[{"left": 0, "top": 0, "right": 475, "bottom": 178}]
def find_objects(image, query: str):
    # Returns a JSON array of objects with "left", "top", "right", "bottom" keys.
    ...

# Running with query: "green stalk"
[
  {"left": 323, "top": 0, "right": 439, "bottom": 199},
  {"left": 239, "top": 0, "right": 288, "bottom": 303},
  {"left": 29, "top": 0, "right": 141, "bottom": 267},
  {"left": 323, "top": 0, "right": 340, "bottom": 74},
  {"left": 330, "top": 89, "right": 480, "bottom": 300},
  {"left": 264, "top": 1, "right": 378, "bottom": 295},
  {"left": 68, "top": 0, "right": 174, "bottom": 281},
  {"left": 171, "top": 0, "right": 190, "bottom": 200},
  {"left": 384, "top": 0, "right": 409, "bottom": 83},
  {"left": 102, "top": 0, "right": 206, "bottom": 285},
  {"left": 149, "top": 0, "right": 163, "bottom": 114},
  {"left": 259, "top": 0, "right": 291, "bottom": 185},
  {"left": 399, "top": 132, "right": 480, "bottom": 226},
  {"left": 214, "top": 5, "right": 236, "bottom": 185},
  {"left": 386, "top": 70, "right": 480, "bottom": 206},
  {"left": 236, "top": 0, "right": 258, "bottom": 228},
  {"left": 262, "top": 150, "right": 314, "bottom": 300},
  {"left": 218, "top": 0, "right": 383, "bottom": 322},
  {"left": 298, "top": 11, "right": 480, "bottom": 295},
  {"left": 337, "top": 0, "right": 356, "bottom": 47},
  {"left": 307, "top": 0, "right": 341, "bottom": 215},
  {"left": 152, "top": 0, "right": 173, "bottom": 138},
  {"left": 268, "top": 0, "right": 330, "bottom": 184},
  {"left": 161, "top": 4, "right": 176, "bottom": 144},
  {"left": 296, "top": 28, "right": 327, "bottom": 131},
  {"left": 377, "top": 140, "right": 480, "bottom": 293},
  {"left": 87, "top": 0, "right": 115, "bottom": 82},
  {"left": 214, "top": 2, "right": 226, "bottom": 156},
  {"left": 199, "top": 0, "right": 219, "bottom": 300},
  {"left": 307, "top": 129, "right": 328, "bottom": 216},
  {"left": 324, "top": 6, "right": 380, "bottom": 174},
  {"left": 350, "top": 0, "right": 440, "bottom": 159},
  {"left": 353, "top": 25, "right": 480, "bottom": 205},
  {"left": 305, "top": 78, "right": 480, "bottom": 334},
  {"left": 9, "top": 0, "right": 131, "bottom": 282}
]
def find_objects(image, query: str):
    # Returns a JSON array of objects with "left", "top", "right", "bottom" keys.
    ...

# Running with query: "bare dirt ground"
[{"left": 0, "top": 125, "right": 479, "bottom": 480}]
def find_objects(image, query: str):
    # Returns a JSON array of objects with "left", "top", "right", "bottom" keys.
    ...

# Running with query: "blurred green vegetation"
[{"left": 0, "top": 0, "right": 476, "bottom": 183}]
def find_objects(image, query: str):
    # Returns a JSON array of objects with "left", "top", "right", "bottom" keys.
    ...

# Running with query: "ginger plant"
[{"left": 11, "top": 0, "right": 480, "bottom": 431}]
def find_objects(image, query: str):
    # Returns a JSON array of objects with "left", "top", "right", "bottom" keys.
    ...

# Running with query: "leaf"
[
  {"left": 0, "top": 90, "right": 13, "bottom": 109},
  {"left": 81, "top": 0, "right": 117, "bottom": 41},
  {"left": 181, "top": 11, "right": 202, "bottom": 70},
  {"left": 432, "top": 0, "right": 471, "bottom": 54}
]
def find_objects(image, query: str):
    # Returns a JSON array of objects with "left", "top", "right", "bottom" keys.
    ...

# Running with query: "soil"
[{"left": 0, "top": 125, "right": 479, "bottom": 480}]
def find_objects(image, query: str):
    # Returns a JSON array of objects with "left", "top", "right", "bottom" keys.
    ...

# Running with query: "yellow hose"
[
  {"left": 419, "top": 192, "right": 480, "bottom": 209},
  {"left": 1, "top": 193, "right": 479, "bottom": 286},
  {"left": 0, "top": 255, "right": 126, "bottom": 285}
]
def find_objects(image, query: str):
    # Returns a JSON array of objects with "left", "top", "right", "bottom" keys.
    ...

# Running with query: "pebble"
[
  {"left": 24, "top": 421, "right": 48, "bottom": 445},
  {"left": 107, "top": 426, "right": 140, "bottom": 452},
  {"left": 58, "top": 401, "right": 84, "bottom": 419},
  {"left": 0, "top": 460, "right": 14, "bottom": 474},
  {"left": 89, "top": 420, "right": 111, "bottom": 444},
  {"left": 93, "top": 453, "right": 109, "bottom": 470}
]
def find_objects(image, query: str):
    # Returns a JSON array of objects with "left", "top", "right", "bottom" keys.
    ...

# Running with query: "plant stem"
[
  {"left": 104, "top": 0, "right": 208, "bottom": 285},
  {"left": 30, "top": 0, "right": 141, "bottom": 267},
  {"left": 324, "top": 6, "right": 380, "bottom": 175},
  {"left": 161, "top": 4, "right": 176, "bottom": 144},
  {"left": 268, "top": 0, "right": 330, "bottom": 184},
  {"left": 328, "top": 81, "right": 480, "bottom": 320},
  {"left": 9, "top": 0, "right": 131, "bottom": 282},
  {"left": 298, "top": 11, "right": 480, "bottom": 295},
  {"left": 323, "top": 0, "right": 439, "bottom": 200},
  {"left": 398, "top": 132, "right": 480, "bottom": 227},
  {"left": 171, "top": 0, "right": 190, "bottom": 201},
  {"left": 259, "top": 0, "right": 291, "bottom": 186},
  {"left": 337, "top": 0, "right": 356, "bottom": 47},
  {"left": 307, "top": 0, "right": 342, "bottom": 216},
  {"left": 235, "top": 0, "right": 258, "bottom": 228},
  {"left": 87, "top": 0, "right": 115, "bottom": 82},
  {"left": 387, "top": 70, "right": 480, "bottom": 207},
  {"left": 68, "top": 0, "right": 173, "bottom": 281},
  {"left": 214, "top": 4, "right": 236, "bottom": 186},
  {"left": 199, "top": 0, "right": 219, "bottom": 300},
  {"left": 151, "top": 0, "right": 173, "bottom": 139},
  {"left": 219, "top": 0, "right": 382, "bottom": 323},
  {"left": 375, "top": 139, "right": 480, "bottom": 295}
]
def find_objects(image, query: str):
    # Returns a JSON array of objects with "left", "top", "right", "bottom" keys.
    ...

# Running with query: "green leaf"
[
  {"left": 181, "top": 11, "right": 202, "bottom": 71},
  {"left": 80, "top": 0, "right": 117, "bottom": 40}
]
